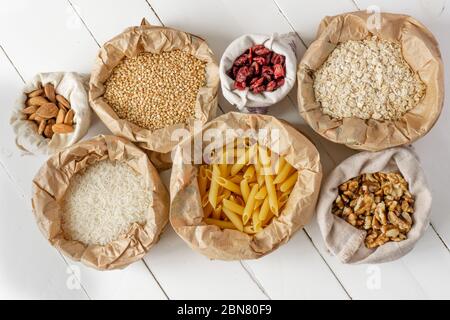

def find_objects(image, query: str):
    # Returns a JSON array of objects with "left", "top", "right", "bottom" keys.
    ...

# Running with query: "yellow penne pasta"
[
  {"left": 205, "top": 218, "right": 236, "bottom": 230},
  {"left": 223, "top": 207, "right": 244, "bottom": 232},
  {"left": 243, "top": 226, "right": 258, "bottom": 235},
  {"left": 254, "top": 199, "right": 263, "bottom": 209},
  {"left": 275, "top": 156, "right": 286, "bottom": 175},
  {"left": 273, "top": 161, "right": 293, "bottom": 185},
  {"left": 223, "top": 199, "right": 244, "bottom": 216},
  {"left": 202, "top": 193, "right": 209, "bottom": 208},
  {"left": 212, "top": 204, "right": 222, "bottom": 219},
  {"left": 216, "top": 189, "right": 231, "bottom": 204},
  {"left": 255, "top": 185, "right": 267, "bottom": 200},
  {"left": 252, "top": 208, "right": 262, "bottom": 232},
  {"left": 198, "top": 166, "right": 208, "bottom": 196},
  {"left": 204, "top": 203, "right": 214, "bottom": 218},
  {"left": 208, "top": 165, "right": 221, "bottom": 208},
  {"left": 265, "top": 174, "right": 279, "bottom": 215},
  {"left": 258, "top": 197, "right": 270, "bottom": 222},
  {"left": 258, "top": 145, "right": 271, "bottom": 167},
  {"left": 263, "top": 210, "right": 275, "bottom": 226},
  {"left": 278, "top": 193, "right": 290, "bottom": 210},
  {"left": 215, "top": 177, "right": 242, "bottom": 195},
  {"left": 229, "top": 174, "right": 244, "bottom": 184},
  {"left": 280, "top": 171, "right": 299, "bottom": 193},
  {"left": 230, "top": 147, "right": 249, "bottom": 175},
  {"left": 243, "top": 166, "right": 255, "bottom": 180},
  {"left": 242, "top": 184, "right": 259, "bottom": 225},
  {"left": 240, "top": 179, "right": 250, "bottom": 203}
]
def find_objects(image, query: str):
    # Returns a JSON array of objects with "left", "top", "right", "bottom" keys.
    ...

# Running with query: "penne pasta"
[
  {"left": 275, "top": 156, "right": 286, "bottom": 175},
  {"left": 265, "top": 174, "right": 279, "bottom": 215},
  {"left": 273, "top": 161, "right": 293, "bottom": 185},
  {"left": 204, "top": 203, "right": 214, "bottom": 218},
  {"left": 229, "top": 174, "right": 244, "bottom": 184},
  {"left": 252, "top": 208, "right": 262, "bottom": 232},
  {"left": 242, "top": 184, "right": 259, "bottom": 225},
  {"left": 223, "top": 207, "right": 244, "bottom": 232},
  {"left": 280, "top": 171, "right": 299, "bottom": 193},
  {"left": 198, "top": 166, "right": 208, "bottom": 197},
  {"left": 216, "top": 177, "right": 242, "bottom": 195},
  {"left": 212, "top": 204, "right": 222, "bottom": 220},
  {"left": 243, "top": 166, "right": 255, "bottom": 180},
  {"left": 240, "top": 179, "right": 250, "bottom": 203},
  {"left": 258, "top": 145, "right": 271, "bottom": 167},
  {"left": 223, "top": 199, "right": 244, "bottom": 215},
  {"left": 255, "top": 185, "right": 267, "bottom": 200},
  {"left": 259, "top": 197, "right": 270, "bottom": 222},
  {"left": 208, "top": 165, "right": 221, "bottom": 208}
]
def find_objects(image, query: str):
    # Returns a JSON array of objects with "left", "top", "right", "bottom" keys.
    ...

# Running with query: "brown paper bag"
[
  {"left": 316, "top": 147, "right": 432, "bottom": 264},
  {"left": 31, "top": 135, "right": 169, "bottom": 270},
  {"left": 297, "top": 11, "right": 444, "bottom": 151},
  {"left": 170, "top": 112, "right": 323, "bottom": 260},
  {"left": 89, "top": 19, "right": 219, "bottom": 169}
]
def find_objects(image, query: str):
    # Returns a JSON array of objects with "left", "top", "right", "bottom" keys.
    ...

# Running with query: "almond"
[
  {"left": 56, "top": 95, "right": 70, "bottom": 109},
  {"left": 44, "top": 124, "right": 54, "bottom": 138},
  {"left": 38, "top": 119, "right": 47, "bottom": 136},
  {"left": 64, "top": 109, "right": 74, "bottom": 125},
  {"left": 52, "top": 123, "right": 74, "bottom": 134},
  {"left": 28, "top": 113, "right": 37, "bottom": 121},
  {"left": 56, "top": 108, "right": 66, "bottom": 124},
  {"left": 22, "top": 105, "right": 38, "bottom": 115},
  {"left": 27, "top": 88, "right": 44, "bottom": 98},
  {"left": 34, "top": 115, "right": 45, "bottom": 123},
  {"left": 28, "top": 96, "right": 49, "bottom": 106},
  {"left": 57, "top": 102, "right": 67, "bottom": 112},
  {"left": 44, "top": 83, "right": 56, "bottom": 103},
  {"left": 36, "top": 103, "right": 59, "bottom": 119}
]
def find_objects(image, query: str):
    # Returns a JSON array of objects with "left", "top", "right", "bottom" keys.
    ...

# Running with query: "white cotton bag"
[
  {"left": 220, "top": 33, "right": 301, "bottom": 113},
  {"left": 316, "top": 147, "right": 432, "bottom": 264},
  {"left": 10, "top": 72, "right": 91, "bottom": 155}
]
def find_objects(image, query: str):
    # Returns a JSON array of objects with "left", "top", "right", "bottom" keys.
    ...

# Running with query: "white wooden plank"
[
  {"left": 0, "top": 166, "right": 88, "bottom": 300},
  {"left": 274, "top": 0, "right": 357, "bottom": 45},
  {"left": 356, "top": 0, "right": 450, "bottom": 249},
  {"left": 149, "top": 0, "right": 352, "bottom": 299},
  {"left": 0, "top": 1, "right": 169, "bottom": 300},
  {"left": 69, "top": 0, "right": 161, "bottom": 45}
]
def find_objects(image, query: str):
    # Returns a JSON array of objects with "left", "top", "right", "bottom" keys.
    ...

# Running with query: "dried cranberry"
[
  {"left": 253, "top": 56, "right": 266, "bottom": 65},
  {"left": 248, "top": 48, "right": 253, "bottom": 63},
  {"left": 250, "top": 77, "right": 259, "bottom": 85},
  {"left": 252, "top": 85, "right": 266, "bottom": 94},
  {"left": 273, "top": 64, "right": 286, "bottom": 79},
  {"left": 266, "top": 81, "right": 277, "bottom": 92},
  {"left": 271, "top": 53, "right": 285, "bottom": 65},
  {"left": 251, "top": 62, "right": 260, "bottom": 75},
  {"left": 250, "top": 77, "right": 265, "bottom": 90},
  {"left": 276, "top": 78, "right": 285, "bottom": 89},
  {"left": 255, "top": 47, "right": 271, "bottom": 56},
  {"left": 262, "top": 66, "right": 273, "bottom": 75},
  {"left": 236, "top": 66, "right": 251, "bottom": 82},
  {"left": 234, "top": 81, "right": 247, "bottom": 90},
  {"left": 262, "top": 73, "right": 272, "bottom": 82},
  {"left": 234, "top": 54, "right": 248, "bottom": 66}
]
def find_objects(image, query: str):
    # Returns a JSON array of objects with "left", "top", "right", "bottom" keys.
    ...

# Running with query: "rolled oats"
[
  {"left": 332, "top": 172, "right": 415, "bottom": 249},
  {"left": 314, "top": 36, "right": 426, "bottom": 121}
]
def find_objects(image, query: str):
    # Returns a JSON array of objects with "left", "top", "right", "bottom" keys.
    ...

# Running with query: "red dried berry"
[
  {"left": 236, "top": 66, "right": 251, "bottom": 83},
  {"left": 251, "top": 62, "right": 260, "bottom": 75},
  {"left": 266, "top": 81, "right": 277, "bottom": 92},
  {"left": 273, "top": 64, "right": 286, "bottom": 79},
  {"left": 276, "top": 78, "right": 285, "bottom": 89},
  {"left": 253, "top": 56, "right": 266, "bottom": 65},
  {"left": 262, "top": 73, "right": 272, "bottom": 82},
  {"left": 255, "top": 47, "right": 271, "bottom": 56},
  {"left": 252, "top": 85, "right": 266, "bottom": 94},
  {"left": 249, "top": 77, "right": 259, "bottom": 85},
  {"left": 234, "top": 54, "right": 248, "bottom": 66},
  {"left": 234, "top": 81, "right": 247, "bottom": 90},
  {"left": 250, "top": 77, "right": 265, "bottom": 90},
  {"left": 262, "top": 66, "right": 274, "bottom": 75},
  {"left": 271, "top": 53, "right": 285, "bottom": 65},
  {"left": 248, "top": 47, "right": 253, "bottom": 63}
]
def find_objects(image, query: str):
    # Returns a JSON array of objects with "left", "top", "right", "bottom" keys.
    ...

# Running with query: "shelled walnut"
[
  {"left": 332, "top": 172, "right": 414, "bottom": 249},
  {"left": 23, "top": 84, "right": 75, "bottom": 138}
]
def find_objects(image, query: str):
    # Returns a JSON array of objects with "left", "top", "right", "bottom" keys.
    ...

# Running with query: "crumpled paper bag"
[
  {"left": 31, "top": 135, "right": 169, "bottom": 270},
  {"left": 170, "top": 112, "right": 323, "bottom": 260},
  {"left": 89, "top": 19, "right": 219, "bottom": 168},
  {"left": 297, "top": 11, "right": 444, "bottom": 151},
  {"left": 10, "top": 72, "right": 91, "bottom": 155},
  {"left": 316, "top": 147, "right": 432, "bottom": 264}
]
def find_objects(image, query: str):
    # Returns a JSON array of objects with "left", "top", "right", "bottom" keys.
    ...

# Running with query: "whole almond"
[
  {"left": 44, "top": 124, "right": 54, "bottom": 138},
  {"left": 34, "top": 115, "right": 44, "bottom": 123},
  {"left": 44, "top": 83, "right": 56, "bottom": 103},
  {"left": 28, "top": 96, "right": 49, "bottom": 106},
  {"left": 38, "top": 119, "right": 47, "bottom": 136},
  {"left": 52, "top": 123, "right": 74, "bottom": 134},
  {"left": 56, "top": 108, "right": 66, "bottom": 124},
  {"left": 36, "top": 103, "right": 59, "bottom": 119},
  {"left": 56, "top": 95, "right": 70, "bottom": 109},
  {"left": 22, "top": 106, "right": 38, "bottom": 115},
  {"left": 27, "top": 88, "right": 44, "bottom": 98},
  {"left": 28, "top": 113, "right": 37, "bottom": 121},
  {"left": 64, "top": 109, "right": 74, "bottom": 125},
  {"left": 57, "top": 102, "right": 67, "bottom": 112}
]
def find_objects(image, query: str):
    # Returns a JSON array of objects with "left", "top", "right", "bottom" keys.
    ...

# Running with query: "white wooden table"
[{"left": 0, "top": 0, "right": 449, "bottom": 300}]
